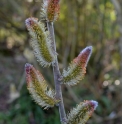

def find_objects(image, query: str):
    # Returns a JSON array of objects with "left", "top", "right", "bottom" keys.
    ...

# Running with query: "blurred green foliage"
[
  {"left": 0, "top": 87, "right": 60, "bottom": 124},
  {"left": 0, "top": 0, "right": 122, "bottom": 123}
]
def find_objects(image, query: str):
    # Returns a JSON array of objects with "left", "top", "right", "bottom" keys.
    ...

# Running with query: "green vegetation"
[{"left": 0, "top": 0, "right": 122, "bottom": 123}]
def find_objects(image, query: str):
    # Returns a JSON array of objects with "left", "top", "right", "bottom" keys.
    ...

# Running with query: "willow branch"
[{"left": 47, "top": 22, "right": 67, "bottom": 124}]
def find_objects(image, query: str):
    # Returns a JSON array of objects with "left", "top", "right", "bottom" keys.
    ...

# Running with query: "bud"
[
  {"left": 62, "top": 46, "right": 92, "bottom": 86},
  {"left": 41, "top": 0, "right": 60, "bottom": 21},
  {"left": 25, "top": 17, "right": 56, "bottom": 67},
  {"left": 67, "top": 100, "right": 98, "bottom": 124},
  {"left": 25, "top": 63, "right": 59, "bottom": 109}
]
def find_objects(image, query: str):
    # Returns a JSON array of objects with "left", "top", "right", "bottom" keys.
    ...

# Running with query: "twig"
[{"left": 47, "top": 22, "right": 67, "bottom": 124}]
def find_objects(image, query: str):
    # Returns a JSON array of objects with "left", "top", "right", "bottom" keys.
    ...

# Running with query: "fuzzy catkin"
[
  {"left": 62, "top": 46, "right": 92, "bottom": 86},
  {"left": 41, "top": 0, "right": 60, "bottom": 21},
  {"left": 25, "top": 63, "right": 59, "bottom": 109},
  {"left": 67, "top": 100, "right": 98, "bottom": 124},
  {"left": 25, "top": 17, "right": 56, "bottom": 67}
]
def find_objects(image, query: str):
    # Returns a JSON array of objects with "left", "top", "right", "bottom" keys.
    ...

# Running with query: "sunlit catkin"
[
  {"left": 41, "top": 0, "right": 60, "bottom": 21},
  {"left": 25, "top": 63, "right": 59, "bottom": 109},
  {"left": 62, "top": 46, "right": 92, "bottom": 86},
  {"left": 67, "top": 100, "right": 98, "bottom": 124},
  {"left": 25, "top": 17, "right": 56, "bottom": 67}
]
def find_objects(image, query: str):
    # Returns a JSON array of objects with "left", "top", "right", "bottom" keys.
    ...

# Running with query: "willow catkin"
[
  {"left": 62, "top": 46, "right": 92, "bottom": 86},
  {"left": 25, "top": 17, "right": 56, "bottom": 67},
  {"left": 41, "top": 0, "right": 60, "bottom": 21},
  {"left": 67, "top": 100, "right": 98, "bottom": 124},
  {"left": 25, "top": 63, "right": 59, "bottom": 109}
]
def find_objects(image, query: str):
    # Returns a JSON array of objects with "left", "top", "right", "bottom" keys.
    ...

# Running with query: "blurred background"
[{"left": 0, "top": 0, "right": 122, "bottom": 124}]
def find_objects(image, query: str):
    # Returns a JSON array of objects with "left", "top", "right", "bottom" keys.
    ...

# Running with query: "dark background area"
[{"left": 0, "top": 0, "right": 122, "bottom": 123}]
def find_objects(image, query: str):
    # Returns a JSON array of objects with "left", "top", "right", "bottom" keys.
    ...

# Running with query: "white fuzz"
[
  {"left": 67, "top": 103, "right": 90, "bottom": 124},
  {"left": 28, "top": 87, "right": 52, "bottom": 109},
  {"left": 26, "top": 18, "right": 57, "bottom": 67},
  {"left": 40, "top": 1, "right": 48, "bottom": 20},
  {"left": 67, "top": 100, "right": 98, "bottom": 124},
  {"left": 25, "top": 63, "right": 58, "bottom": 109},
  {"left": 62, "top": 62, "right": 86, "bottom": 86},
  {"left": 27, "top": 79, "right": 56, "bottom": 109}
]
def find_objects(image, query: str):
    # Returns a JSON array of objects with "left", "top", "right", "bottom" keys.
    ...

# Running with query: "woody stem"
[{"left": 47, "top": 21, "right": 67, "bottom": 124}]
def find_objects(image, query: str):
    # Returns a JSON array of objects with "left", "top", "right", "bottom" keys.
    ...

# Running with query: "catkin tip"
[
  {"left": 25, "top": 63, "right": 32, "bottom": 68},
  {"left": 25, "top": 17, "right": 38, "bottom": 29},
  {"left": 90, "top": 100, "right": 98, "bottom": 110},
  {"left": 80, "top": 46, "right": 92, "bottom": 55},
  {"left": 25, "top": 63, "right": 32, "bottom": 74},
  {"left": 87, "top": 46, "right": 92, "bottom": 50}
]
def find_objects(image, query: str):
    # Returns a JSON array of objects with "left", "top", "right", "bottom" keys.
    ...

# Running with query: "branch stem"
[{"left": 47, "top": 22, "right": 67, "bottom": 124}]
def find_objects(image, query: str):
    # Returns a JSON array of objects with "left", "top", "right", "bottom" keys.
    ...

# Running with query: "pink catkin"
[
  {"left": 25, "top": 63, "right": 39, "bottom": 87},
  {"left": 47, "top": 0, "right": 60, "bottom": 21},
  {"left": 82, "top": 100, "right": 98, "bottom": 116},
  {"left": 73, "top": 46, "right": 92, "bottom": 68},
  {"left": 25, "top": 17, "right": 38, "bottom": 29}
]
